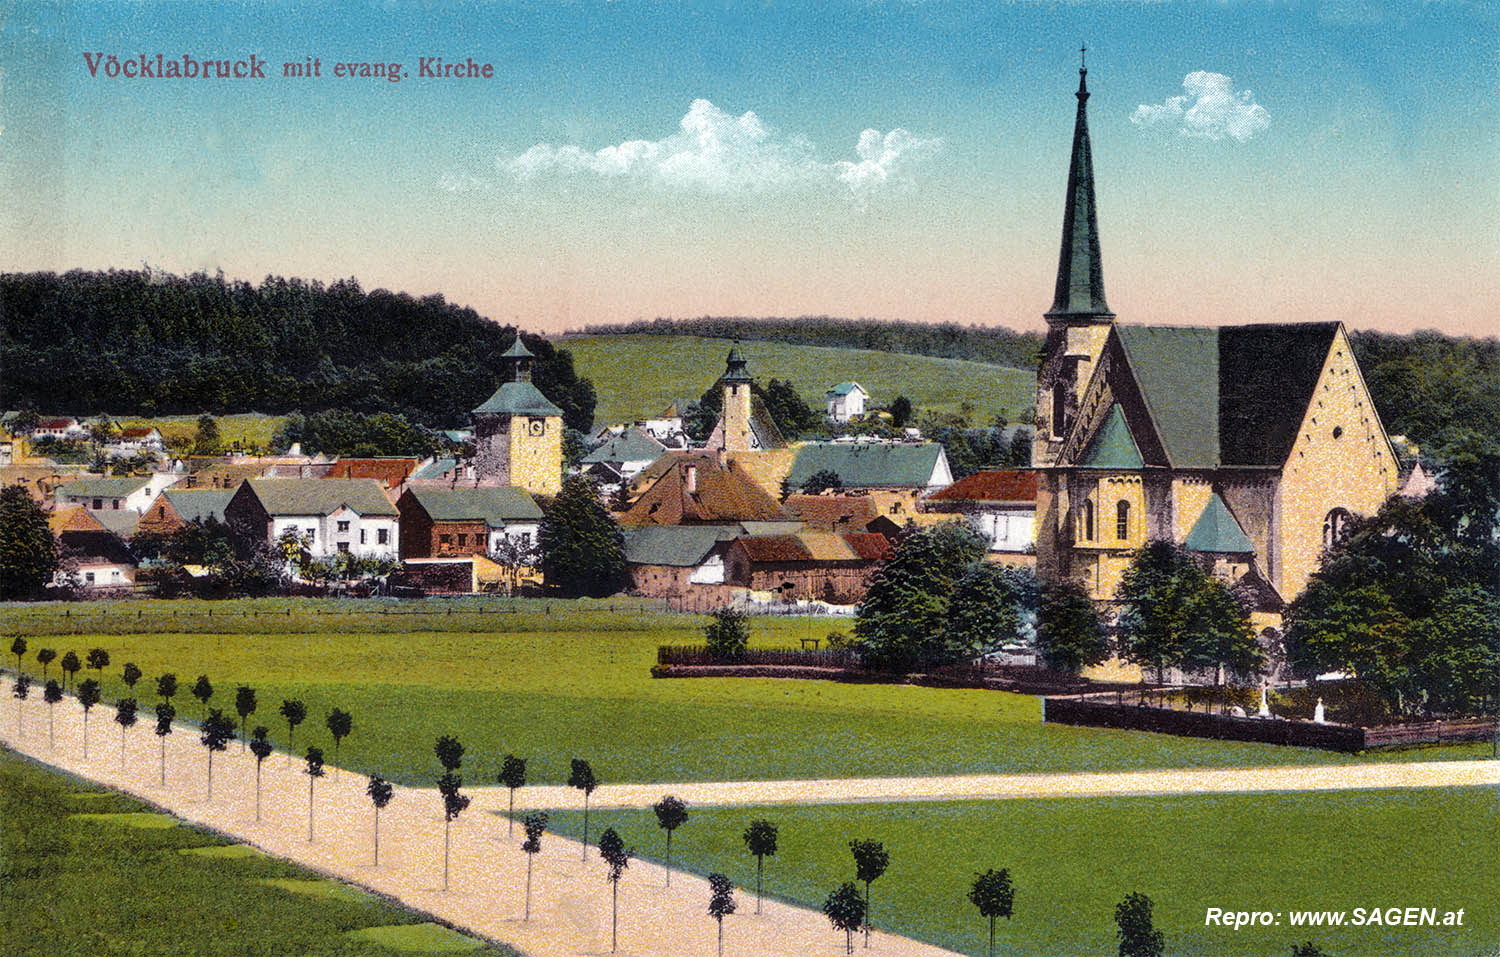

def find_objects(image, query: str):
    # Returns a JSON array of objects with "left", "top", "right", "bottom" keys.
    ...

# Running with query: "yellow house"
[
  {"left": 1031, "top": 60, "right": 1400, "bottom": 638},
  {"left": 471, "top": 338, "right": 564, "bottom": 497}
]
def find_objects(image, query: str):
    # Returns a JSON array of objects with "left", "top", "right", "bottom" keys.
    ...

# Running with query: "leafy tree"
[
  {"left": 708, "top": 872, "right": 737, "bottom": 957},
  {"left": 1008, "top": 428, "right": 1032, "bottom": 467},
  {"left": 86, "top": 647, "right": 110, "bottom": 677},
  {"left": 10, "top": 636, "right": 26, "bottom": 672},
  {"left": 304, "top": 746, "right": 326, "bottom": 842},
  {"left": 113, "top": 697, "right": 138, "bottom": 771},
  {"left": 889, "top": 396, "right": 912, "bottom": 428},
  {"left": 521, "top": 811, "right": 548, "bottom": 921},
  {"left": 1290, "top": 943, "right": 1328, "bottom": 957},
  {"left": 153, "top": 701, "right": 175, "bottom": 785},
  {"left": 249, "top": 726, "right": 273, "bottom": 823},
  {"left": 854, "top": 523, "right": 988, "bottom": 671},
  {"left": 498, "top": 754, "right": 527, "bottom": 836},
  {"left": 200, "top": 708, "right": 235, "bottom": 801},
  {"left": 435, "top": 735, "right": 471, "bottom": 891},
  {"left": 703, "top": 607, "right": 750, "bottom": 660},
  {"left": 942, "top": 564, "right": 1038, "bottom": 662},
  {"left": 1115, "top": 892, "right": 1165, "bottom": 957},
  {"left": 326, "top": 707, "right": 353, "bottom": 776},
  {"left": 367, "top": 775, "right": 394, "bottom": 867},
  {"left": 598, "top": 827, "right": 631, "bottom": 953},
  {"left": 1412, "top": 584, "right": 1500, "bottom": 713},
  {"left": 280, "top": 698, "right": 307, "bottom": 764},
  {"left": 60, "top": 651, "right": 81, "bottom": 690},
  {"left": 0, "top": 485, "right": 57, "bottom": 599},
  {"left": 742, "top": 819, "right": 778, "bottom": 914},
  {"left": 968, "top": 869, "right": 1015, "bottom": 957},
  {"left": 568, "top": 758, "right": 599, "bottom": 860},
  {"left": 849, "top": 839, "right": 889, "bottom": 948},
  {"left": 156, "top": 672, "right": 178, "bottom": 702},
  {"left": 77, "top": 678, "right": 102, "bottom": 760},
  {"left": 1116, "top": 542, "right": 1261, "bottom": 683},
  {"left": 802, "top": 468, "right": 844, "bottom": 495},
  {"left": 43, "top": 679, "right": 63, "bottom": 749},
  {"left": 13, "top": 673, "right": 31, "bottom": 738},
  {"left": 823, "top": 881, "right": 867, "bottom": 955},
  {"left": 761, "top": 378, "right": 819, "bottom": 439},
  {"left": 36, "top": 647, "right": 56, "bottom": 680},
  {"left": 122, "top": 661, "right": 142, "bottom": 692},
  {"left": 191, "top": 675, "right": 214, "bottom": 720},
  {"left": 1036, "top": 578, "right": 1109, "bottom": 674},
  {"left": 538, "top": 476, "right": 627, "bottom": 597},
  {"left": 193, "top": 414, "right": 222, "bottom": 456},
  {"left": 653, "top": 794, "right": 689, "bottom": 887},
  {"left": 234, "top": 686, "right": 257, "bottom": 751},
  {"left": 491, "top": 535, "right": 540, "bottom": 596}
]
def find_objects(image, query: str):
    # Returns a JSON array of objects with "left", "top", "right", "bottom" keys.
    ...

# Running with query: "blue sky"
[{"left": 2, "top": 0, "right": 1495, "bottom": 335}]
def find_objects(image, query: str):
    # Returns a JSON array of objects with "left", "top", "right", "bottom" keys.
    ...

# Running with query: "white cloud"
[
  {"left": 1131, "top": 72, "right": 1270, "bottom": 143},
  {"left": 502, "top": 99, "right": 941, "bottom": 196}
]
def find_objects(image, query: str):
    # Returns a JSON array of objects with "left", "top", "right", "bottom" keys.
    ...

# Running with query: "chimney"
[{"left": 685, "top": 464, "right": 698, "bottom": 494}]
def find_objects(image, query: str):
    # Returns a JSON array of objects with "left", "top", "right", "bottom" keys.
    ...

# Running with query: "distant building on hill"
[{"left": 825, "top": 382, "right": 868, "bottom": 423}]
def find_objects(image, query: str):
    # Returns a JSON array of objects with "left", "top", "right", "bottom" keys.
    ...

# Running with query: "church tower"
[
  {"left": 1034, "top": 49, "right": 1115, "bottom": 469},
  {"left": 719, "top": 345, "right": 755, "bottom": 453},
  {"left": 471, "top": 337, "right": 564, "bottom": 496}
]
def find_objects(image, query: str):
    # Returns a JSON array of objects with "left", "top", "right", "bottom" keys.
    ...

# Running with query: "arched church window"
[
  {"left": 1322, "top": 508, "right": 1351, "bottom": 549},
  {"left": 1116, "top": 500, "right": 1130, "bottom": 540},
  {"left": 1082, "top": 499, "right": 1095, "bottom": 541}
]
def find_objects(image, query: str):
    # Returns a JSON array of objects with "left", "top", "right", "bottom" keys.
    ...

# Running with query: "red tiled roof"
[
  {"left": 37, "top": 417, "right": 76, "bottom": 430},
  {"left": 118, "top": 427, "right": 156, "bottom": 439},
  {"left": 842, "top": 532, "right": 893, "bottom": 561},
  {"left": 326, "top": 458, "right": 420, "bottom": 488},
  {"left": 783, "top": 495, "right": 879, "bottom": 532},
  {"left": 927, "top": 469, "right": 1037, "bottom": 503},
  {"left": 735, "top": 535, "right": 812, "bottom": 562},
  {"left": 621, "top": 454, "right": 786, "bottom": 526}
]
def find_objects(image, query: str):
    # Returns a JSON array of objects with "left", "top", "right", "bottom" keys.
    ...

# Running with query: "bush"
[{"left": 704, "top": 607, "right": 750, "bottom": 660}]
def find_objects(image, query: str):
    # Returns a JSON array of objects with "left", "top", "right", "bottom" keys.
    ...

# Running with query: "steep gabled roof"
[
  {"left": 582, "top": 428, "right": 666, "bottom": 465},
  {"left": 1078, "top": 405, "right": 1145, "bottom": 470},
  {"left": 620, "top": 453, "right": 787, "bottom": 526},
  {"left": 91, "top": 508, "right": 140, "bottom": 538},
  {"left": 162, "top": 488, "right": 236, "bottom": 524},
  {"left": 404, "top": 486, "right": 543, "bottom": 526},
  {"left": 326, "top": 458, "right": 420, "bottom": 487},
  {"left": 1114, "top": 326, "right": 1219, "bottom": 469},
  {"left": 621, "top": 525, "right": 732, "bottom": 567},
  {"left": 927, "top": 469, "right": 1038, "bottom": 503},
  {"left": 783, "top": 494, "right": 880, "bottom": 531},
  {"left": 244, "top": 478, "right": 398, "bottom": 517},
  {"left": 826, "top": 382, "right": 865, "bottom": 397},
  {"left": 472, "top": 381, "right": 564, "bottom": 417},
  {"left": 1183, "top": 493, "right": 1255, "bottom": 554},
  {"left": 784, "top": 443, "right": 945, "bottom": 490}
]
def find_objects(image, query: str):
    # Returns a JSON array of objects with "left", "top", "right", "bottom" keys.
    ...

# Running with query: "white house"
[
  {"left": 56, "top": 473, "right": 178, "bottom": 514},
  {"left": 922, "top": 469, "right": 1038, "bottom": 563},
  {"left": 106, "top": 427, "right": 166, "bottom": 458},
  {"left": 224, "top": 478, "right": 400, "bottom": 561},
  {"left": 33, "top": 417, "right": 88, "bottom": 441},
  {"left": 825, "top": 382, "right": 869, "bottom": 424}
]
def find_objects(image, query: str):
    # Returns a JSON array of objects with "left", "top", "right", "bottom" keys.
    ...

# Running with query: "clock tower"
[{"left": 471, "top": 337, "right": 564, "bottom": 496}]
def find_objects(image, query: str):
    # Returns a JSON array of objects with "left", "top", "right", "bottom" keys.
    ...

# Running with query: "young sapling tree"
[
  {"left": 708, "top": 872, "right": 737, "bottom": 957},
  {"left": 367, "top": 775, "right": 394, "bottom": 867},
  {"left": 200, "top": 708, "right": 235, "bottom": 801},
  {"left": 498, "top": 754, "right": 526, "bottom": 836},
  {"left": 598, "top": 827, "right": 631, "bottom": 953},
  {"left": 968, "top": 868, "right": 1015, "bottom": 957},
  {"left": 249, "top": 726, "right": 273, "bottom": 823},
  {"left": 521, "top": 811, "right": 548, "bottom": 921},
  {"left": 653, "top": 794, "right": 689, "bottom": 887},
  {"left": 304, "top": 746, "right": 326, "bottom": 842},
  {"left": 77, "top": 678, "right": 102, "bottom": 760},
  {"left": 743, "top": 819, "right": 779, "bottom": 915},
  {"left": 153, "top": 701, "right": 175, "bottom": 785},
  {"left": 568, "top": 758, "right": 599, "bottom": 860},
  {"left": 113, "top": 697, "right": 138, "bottom": 771}
]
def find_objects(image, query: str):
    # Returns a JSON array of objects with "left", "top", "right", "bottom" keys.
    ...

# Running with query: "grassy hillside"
[{"left": 559, "top": 334, "right": 1036, "bottom": 428}]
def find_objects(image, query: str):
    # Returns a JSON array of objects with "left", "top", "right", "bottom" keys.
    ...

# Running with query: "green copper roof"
[
  {"left": 502, "top": 338, "right": 535, "bottom": 359},
  {"left": 1046, "top": 64, "right": 1113, "bottom": 321},
  {"left": 1184, "top": 493, "right": 1254, "bottom": 554},
  {"left": 621, "top": 524, "right": 732, "bottom": 567},
  {"left": 405, "top": 486, "right": 542, "bottom": 525},
  {"left": 471, "top": 381, "right": 564, "bottom": 417},
  {"left": 784, "top": 442, "right": 945, "bottom": 489},
  {"left": 721, "top": 346, "right": 753, "bottom": 383},
  {"left": 1078, "top": 404, "right": 1144, "bottom": 469},
  {"left": 1115, "top": 326, "right": 1219, "bottom": 469},
  {"left": 59, "top": 477, "right": 152, "bottom": 499},
  {"left": 581, "top": 428, "right": 665, "bottom": 465},
  {"left": 162, "top": 488, "right": 236, "bottom": 524}
]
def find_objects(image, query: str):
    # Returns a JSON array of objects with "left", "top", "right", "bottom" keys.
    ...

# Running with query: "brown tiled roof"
[
  {"left": 734, "top": 530, "right": 891, "bottom": 565},
  {"left": 927, "top": 469, "right": 1038, "bottom": 503},
  {"left": 736, "top": 535, "right": 812, "bottom": 562},
  {"left": 842, "top": 532, "right": 894, "bottom": 561},
  {"left": 621, "top": 453, "right": 786, "bottom": 526},
  {"left": 326, "top": 458, "right": 420, "bottom": 488},
  {"left": 49, "top": 506, "right": 107, "bottom": 535},
  {"left": 37, "top": 417, "right": 77, "bottom": 430},
  {"left": 784, "top": 495, "right": 879, "bottom": 532},
  {"left": 118, "top": 427, "right": 156, "bottom": 440}
]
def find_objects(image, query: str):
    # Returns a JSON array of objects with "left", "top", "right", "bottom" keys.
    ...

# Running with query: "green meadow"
[
  {"left": 559, "top": 333, "right": 1036, "bottom": 427},
  {"left": 1, "top": 598, "right": 1485, "bottom": 789},
  {"left": 0, "top": 746, "right": 513, "bottom": 956},
  {"left": 539, "top": 788, "right": 1500, "bottom": 957},
  {"left": 113, "top": 412, "right": 288, "bottom": 452}
]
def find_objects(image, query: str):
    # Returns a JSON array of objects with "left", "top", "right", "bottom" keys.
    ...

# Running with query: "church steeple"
[{"left": 1046, "top": 46, "right": 1114, "bottom": 323}]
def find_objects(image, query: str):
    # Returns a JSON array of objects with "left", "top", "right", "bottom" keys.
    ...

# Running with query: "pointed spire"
[
  {"left": 721, "top": 343, "right": 752, "bottom": 384},
  {"left": 1046, "top": 47, "right": 1114, "bottom": 323},
  {"left": 502, "top": 336, "right": 534, "bottom": 382}
]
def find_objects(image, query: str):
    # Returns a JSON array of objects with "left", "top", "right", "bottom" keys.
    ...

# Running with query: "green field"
[
  {"left": 538, "top": 789, "right": 1500, "bottom": 957},
  {"left": 0, "top": 746, "right": 513, "bottom": 956},
  {"left": 114, "top": 412, "right": 287, "bottom": 452},
  {"left": 559, "top": 333, "right": 1036, "bottom": 427},
  {"left": 1, "top": 598, "right": 1485, "bottom": 789}
]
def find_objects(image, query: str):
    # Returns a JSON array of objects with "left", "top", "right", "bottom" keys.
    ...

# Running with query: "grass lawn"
[
  {"left": 0, "top": 746, "right": 514, "bottom": 956},
  {"left": 114, "top": 412, "right": 287, "bottom": 452},
  {"left": 1, "top": 598, "right": 1485, "bottom": 789},
  {"left": 538, "top": 788, "right": 1500, "bottom": 957},
  {"left": 560, "top": 333, "right": 1036, "bottom": 427}
]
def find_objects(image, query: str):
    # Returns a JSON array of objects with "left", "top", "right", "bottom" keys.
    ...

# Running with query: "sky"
[{"left": 1, "top": 0, "right": 1496, "bottom": 338}]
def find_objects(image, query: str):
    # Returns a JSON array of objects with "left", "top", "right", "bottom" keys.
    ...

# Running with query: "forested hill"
[
  {"left": 1, "top": 269, "right": 596, "bottom": 432},
  {"left": 575, "top": 316, "right": 1046, "bottom": 370}
]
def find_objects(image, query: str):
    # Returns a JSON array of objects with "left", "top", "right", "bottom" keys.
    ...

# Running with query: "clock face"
[{"left": 528, "top": 418, "right": 545, "bottom": 436}]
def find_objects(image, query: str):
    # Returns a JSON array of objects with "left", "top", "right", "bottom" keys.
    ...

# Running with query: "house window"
[
  {"left": 1082, "top": 499, "right": 1095, "bottom": 541},
  {"left": 113, "top": 499, "right": 121, "bottom": 510},
  {"left": 457, "top": 533, "right": 467, "bottom": 547},
  {"left": 93, "top": 498, "right": 103, "bottom": 509},
  {"left": 440, "top": 534, "right": 451, "bottom": 545},
  {"left": 377, "top": 528, "right": 388, "bottom": 545},
  {"left": 337, "top": 542, "right": 350, "bottom": 553},
  {"left": 520, "top": 532, "right": 531, "bottom": 546},
  {"left": 337, "top": 520, "right": 350, "bottom": 532},
  {"left": 85, "top": 572, "right": 95, "bottom": 584},
  {"left": 1116, "top": 500, "right": 1130, "bottom": 540},
  {"left": 360, "top": 529, "right": 367, "bottom": 544},
  {"left": 1322, "top": 508, "right": 1351, "bottom": 549}
]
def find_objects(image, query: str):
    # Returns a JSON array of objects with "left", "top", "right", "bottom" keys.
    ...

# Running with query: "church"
[{"left": 1031, "top": 57, "right": 1401, "bottom": 632}]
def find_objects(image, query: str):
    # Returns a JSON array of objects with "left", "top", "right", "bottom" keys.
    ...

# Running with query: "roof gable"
[
  {"left": 161, "top": 489, "right": 236, "bottom": 524},
  {"left": 582, "top": 428, "right": 666, "bottom": 465},
  {"left": 1077, "top": 405, "right": 1144, "bottom": 470},
  {"left": 621, "top": 454, "right": 787, "bottom": 525},
  {"left": 1114, "top": 326, "right": 1220, "bottom": 468},
  {"left": 59, "top": 477, "right": 152, "bottom": 499},
  {"left": 1217, "top": 323, "right": 1339, "bottom": 466},
  {"left": 621, "top": 525, "right": 730, "bottom": 566},
  {"left": 1183, "top": 493, "right": 1255, "bottom": 554},
  {"left": 472, "top": 381, "right": 564, "bottom": 417}
]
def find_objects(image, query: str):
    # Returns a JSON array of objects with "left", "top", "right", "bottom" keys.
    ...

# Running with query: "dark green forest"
[{"left": 0, "top": 269, "right": 596, "bottom": 432}]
